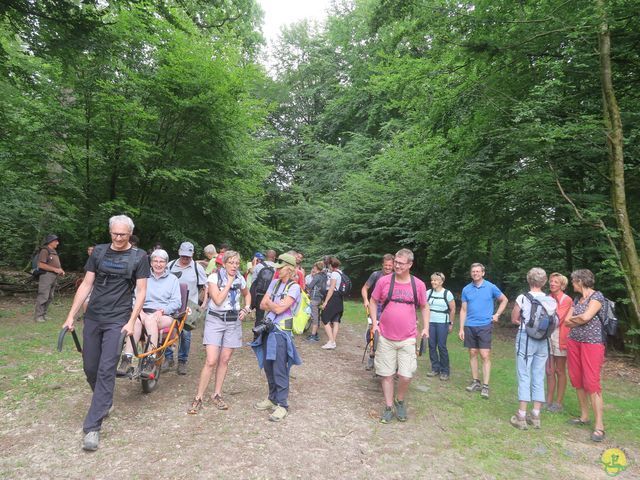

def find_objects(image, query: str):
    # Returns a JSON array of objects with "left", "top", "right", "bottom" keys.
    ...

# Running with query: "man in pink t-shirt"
[{"left": 369, "top": 248, "right": 430, "bottom": 424}]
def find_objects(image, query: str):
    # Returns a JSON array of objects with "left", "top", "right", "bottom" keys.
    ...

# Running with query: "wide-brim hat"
[
  {"left": 43, "top": 234, "right": 59, "bottom": 245},
  {"left": 274, "top": 253, "right": 297, "bottom": 269}
]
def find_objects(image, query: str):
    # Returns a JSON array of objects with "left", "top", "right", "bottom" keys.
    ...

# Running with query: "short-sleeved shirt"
[
  {"left": 327, "top": 270, "right": 342, "bottom": 291},
  {"left": 169, "top": 259, "right": 207, "bottom": 304},
  {"left": 85, "top": 246, "right": 150, "bottom": 322},
  {"left": 461, "top": 279, "right": 503, "bottom": 327},
  {"left": 38, "top": 247, "right": 61, "bottom": 270},
  {"left": 515, "top": 291, "right": 552, "bottom": 332},
  {"left": 207, "top": 269, "right": 247, "bottom": 312},
  {"left": 569, "top": 291, "right": 606, "bottom": 344},
  {"left": 264, "top": 279, "right": 301, "bottom": 329},
  {"left": 426, "top": 288, "right": 455, "bottom": 324},
  {"left": 364, "top": 270, "right": 384, "bottom": 298},
  {"left": 371, "top": 274, "right": 427, "bottom": 341}
]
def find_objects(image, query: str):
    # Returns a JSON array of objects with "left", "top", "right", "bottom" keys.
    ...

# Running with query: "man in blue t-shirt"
[{"left": 458, "top": 263, "right": 508, "bottom": 399}]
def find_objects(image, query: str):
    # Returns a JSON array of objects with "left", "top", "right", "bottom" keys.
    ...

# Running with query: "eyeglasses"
[
  {"left": 226, "top": 261, "right": 240, "bottom": 266},
  {"left": 394, "top": 260, "right": 410, "bottom": 267},
  {"left": 151, "top": 259, "right": 167, "bottom": 264},
  {"left": 110, "top": 232, "right": 130, "bottom": 238}
]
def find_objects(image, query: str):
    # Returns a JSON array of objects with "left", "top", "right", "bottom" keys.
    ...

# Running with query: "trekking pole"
[
  {"left": 373, "top": 330, "right": 379, "bottom": 353},
  {"left": 57, "top": 327, "right": 82, "bottom": 353}
]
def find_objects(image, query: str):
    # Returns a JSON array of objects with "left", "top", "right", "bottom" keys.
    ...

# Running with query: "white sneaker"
[{"left": 321, "top": 341, "right": 336, "bottom": 350}]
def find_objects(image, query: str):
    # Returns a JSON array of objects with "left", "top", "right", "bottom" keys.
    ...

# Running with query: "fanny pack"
[{"left": 209, "top": 310, "right": 239, "bottom": 322}]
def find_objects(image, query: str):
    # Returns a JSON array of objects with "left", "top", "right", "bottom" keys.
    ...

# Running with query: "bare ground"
[{"left": 1, "top": 303, "right": 638, "bottom": 480}]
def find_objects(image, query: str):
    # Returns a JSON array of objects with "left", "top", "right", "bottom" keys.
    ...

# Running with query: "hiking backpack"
[
  {"left": 316, "top": 270, "right": 329, "bottom": 299},
  {"left": 427, "top": 289, "right": 452, "bottom": 323},
  {"left": 521, "top": 293, "right": 558, "bottom": 341},
  {"left": 30, "top": 249, "right": 45, "bottom": 279},
  {"left": 380, "top": 274, "right": 419, "bottom": 313},
  {"left": 599, "top": 297, "right": 618, "bottom": 339},
  {"left": 337, "top": 271, "right": 352, "bottom": 296},
  {"left": 250, "top": 264, "right": 275, "bottom": 308}
]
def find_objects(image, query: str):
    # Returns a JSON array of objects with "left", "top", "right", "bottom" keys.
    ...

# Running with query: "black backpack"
[
  {"left": 599, "top": 297, "right": 618, "bottom": 339},
  {"left": 250, "top": 264, "right": 275, "bottom": 308},
  {"left": 30, "top": 248, "right": 46, "bottom": 279},
  {"left": 338, "top": 271, "right": 352, "bottom": 296},
  {"left": 381, "top": 274, "right": 419, "bottom": 313},
  {"left": 93, "top": 244, "right": 141, "bottom": 288}
]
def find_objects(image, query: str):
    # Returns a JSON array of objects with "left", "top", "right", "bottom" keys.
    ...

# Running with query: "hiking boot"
[
  {"left": 161, "top": 357, "right": 174, "bottom": 373},
  {"left": 394, "top": 399, "right": 407, "bottom": 422},
  {"left": 306, "top": 334, "right": 319, "bottom": 342},
  {"left": 439, "top": 373, "right": 450, "bottom": 381},
  {"left": 380, "top": 406, "right": 394, "bottom": 424},
  {"left": 321, "top": 341, "right": 336, "bottom": 350},
  {"left": 426, "top": 370, "right": 439, "bottom": 377},
  {"left": 177, "top": 361, "right": 187, "bottom": 375},
  {"left": 82, "top": 431, "right": 100, "bottom": 451},
  {"left": 510, "top": 414, "right": 528, "bottom": 430},
  {"left": 480, "top": 384, "right": 490, "bottom": 399},
  {"left": 526, "top": 412, "right": 541, "bottom": 429},
  {"left": 116, "top": 355, "right": 132, "bottom": 377},
  {"left": 254, "top": 398, "right": 277, "bottom": 411},
  {"left": 140, "top": 354, "right": 156, "bottom": 378},
  {"left": 465, "top": 379, "right": 482, "bottom": 392},
  {"left": 35, "top": 316, "right": 46, "bottom": 323},
  {"left": 269, "top": 405, "right": 288, "bottom": 422}
]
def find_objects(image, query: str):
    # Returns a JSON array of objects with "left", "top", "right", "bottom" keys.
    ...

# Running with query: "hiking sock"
[
  {"left": 531, "top": 409, "right": 540, "bottom": 417},
  {"left": 518, "top": 410, "right": 527, "bottom": 418}
]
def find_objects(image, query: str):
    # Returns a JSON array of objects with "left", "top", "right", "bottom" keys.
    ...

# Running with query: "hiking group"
[{"left": 39, "top": 214, "right": 614, "bottom": 451}]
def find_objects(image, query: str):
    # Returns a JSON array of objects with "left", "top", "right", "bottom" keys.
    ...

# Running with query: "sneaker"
[
  {"left": 269, "top": 405, "right": 288, "bottom": 422},
  {"left": 321, "top": 341, "right": 336, "bottom": 350},
  {"left": 526, "top": 413, "right": 541, "bottom": 429},
  {"left": 82, "top": 431, "right": 100, "bottom": 451},
  {"left": 439, "top": 373, "right": 450, "bottom": 381},
  {"left": 379, "top": 406, "right": 394, "bottom": 424},
  {"left": 177, "top": 361, "right": 187, "bottom": 375},
  {"left": 140, "top": 354, "right": 156, "bottom": 377},
  {"left": 426, "top": 371, "right": 440, "bottom": 377},
  {"left": 161, "top": 357, "right": 174, "bottom": 373},
  {"left": 394, "top": 399, "right": 407, "bottom": 422},
  {"left": 546, "top": 403, "right": 563, "bottom": 413},
  {"left": 116, "top": 355, "right": 132, "bottom": 377},
  {"left": 254, "top": 398, "right": 277, "bottom": 411},
  {"left": 306, "top": 334, "right": 319, "bottom": 342},
  {"left": 465, "top": 379, "right": 482, "bottom": 392},
  {"left": 510, "top": 414, "right": 528, "bottom": 430},
  {"left": 211, "top": 394, "right": 229, "bottom": 410},
  {"left": 480, "top": 384, "right": 490, "bottom": 399},
  {"left": 35, "top": 316, "right": 46, "bottom": 323}
]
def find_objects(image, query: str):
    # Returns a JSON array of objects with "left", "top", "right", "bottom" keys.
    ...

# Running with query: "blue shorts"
[{"left": 464, "top": 324, "right": 492, "bottom": 350}]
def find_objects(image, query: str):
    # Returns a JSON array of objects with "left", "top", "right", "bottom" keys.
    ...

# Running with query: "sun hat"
[{"left": 274, "top": 253, "right": 297, "bottom": 269}]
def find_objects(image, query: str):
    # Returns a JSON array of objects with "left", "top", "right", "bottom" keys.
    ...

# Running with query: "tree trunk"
[{"left": 598, "top": 0, "right": 640, "bottom": 349}]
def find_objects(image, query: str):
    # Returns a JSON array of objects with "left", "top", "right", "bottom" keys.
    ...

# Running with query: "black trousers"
[{"left": 82, "top": 318, "right": 124, "bottom": 433}]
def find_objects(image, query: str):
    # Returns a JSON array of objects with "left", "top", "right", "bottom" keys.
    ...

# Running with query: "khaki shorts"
[
  {"left": 549, "top": 329, "right": 567, "bottom": 357},
  {"left": 374, "top": 335, "right": 417, "bottom": 378}
]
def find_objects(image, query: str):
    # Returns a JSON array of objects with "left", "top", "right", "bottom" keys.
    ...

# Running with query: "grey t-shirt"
[
  {"left": 85, "top": 246, "right": 150, "bottom": 322},
  {"left": 169, "top": 259, "right": 207, "bottom": 304}
]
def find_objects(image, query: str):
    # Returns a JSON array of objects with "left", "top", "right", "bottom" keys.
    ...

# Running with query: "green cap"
[{"left": 274, "top": 253, "right": 297, "bottom": 269}]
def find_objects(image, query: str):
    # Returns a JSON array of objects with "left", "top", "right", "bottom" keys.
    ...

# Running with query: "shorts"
[
  {"left": 463, "top": 324, "right": 492, "bottom": 350},
  {"left": 567, "top": 338, "right": 605, "bottom": 394},
  {"left": 203, "top": 313, "right": 243, "bottom": 348},
  {"left": 549, "top": 328, "right": 567, "bottom": 357},
  {"left": 374, "top": 335, "right": 417, "bottom": 378},
  {"left": 321, "top": 294, "right": 343, "bottom": 325}
]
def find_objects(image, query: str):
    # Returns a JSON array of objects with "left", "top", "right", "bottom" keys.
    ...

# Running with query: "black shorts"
[
  {"left": 464, "top": 324, "right": 493, "bottom": 350},
  {"left": 321, "top": 294, "right": 343, "bottom": 325}
]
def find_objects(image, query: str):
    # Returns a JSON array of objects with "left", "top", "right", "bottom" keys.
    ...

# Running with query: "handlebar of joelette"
[{"left": 57, "top": 327, "right": 82, "bottom": 353}]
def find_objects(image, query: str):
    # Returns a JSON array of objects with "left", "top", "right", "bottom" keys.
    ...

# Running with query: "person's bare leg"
[
  {"left": 590, "top": 391, "right": 604, "bottom": 431},
  {"left": 332, "top": 322, "right": 340, "bottom": 343},
  {"left": 195, "top": 345, "right": 220, "bottom": 399},
  {"left": 396, "top": 375, "right": 412, "bottom": 402},
  {"left": 380, "top": 375, "right": 394, "bottom": 407},
  {"left": 213, "top": 347, "right": 234, "bottom": 396},
  {"left": 575, "top": 388, "right": 590, "bottom": 422},
  {"left": 469, "top": 348, "right": 479, "bottom": 379},
  {"left": 480, "top": 348, "right": 491, "bottom": 384},
  {"left": 323, "top": 323, "right": 334, "bottom": 342},
  {"left": 555, "top": 356, "right": 567, "bottom": 406}
]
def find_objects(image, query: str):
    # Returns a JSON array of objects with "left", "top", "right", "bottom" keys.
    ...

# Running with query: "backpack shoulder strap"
[
  {"left": 381, "top": 273, "right": 396, "bottom": 313},
  {"left": 168, "top": 259, "right": 176, "bottom": 270},
  {"left": 410, "top": 275, "right": 418, "bottom": 308},
  {"left": 193, "top": 260, "right": 204, "bottom": 288},
  {"left": 125, "top": 247, "right": 140, "bottom": 280},
  {"left": 92, "top": 244, "right": 109, "bottom": 274}
]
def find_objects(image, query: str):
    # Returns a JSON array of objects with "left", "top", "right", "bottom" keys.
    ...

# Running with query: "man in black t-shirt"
[{"left": 62, "top": 215, "right": 149, "bottom": 452}]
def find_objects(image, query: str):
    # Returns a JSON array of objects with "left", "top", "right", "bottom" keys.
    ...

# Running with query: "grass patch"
[{"left": 341, "top": 300, "right": 640, "bottom": 478}]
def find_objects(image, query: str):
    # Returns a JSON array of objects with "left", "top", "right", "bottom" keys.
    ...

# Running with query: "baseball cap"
[
  {"left": 178, "top": 241, "right": 194, "bottom": 257},
  {"left": 43, "top": 234, "right": 59, "bottom": 245},
  {"left": 274, "top": 253, "right": 297, "bottom": 269},
  {"left": 254, "top": 252, "right": 265, "bottom": 261}
]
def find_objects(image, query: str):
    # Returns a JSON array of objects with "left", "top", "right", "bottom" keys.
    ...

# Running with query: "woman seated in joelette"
[{"left": 117, "top": 249, "right": 181, "bottom": 376}]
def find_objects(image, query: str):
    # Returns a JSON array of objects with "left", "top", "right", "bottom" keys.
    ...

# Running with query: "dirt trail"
[{"left": 0, "top": 318, "right": 635, "bottom": 479}]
